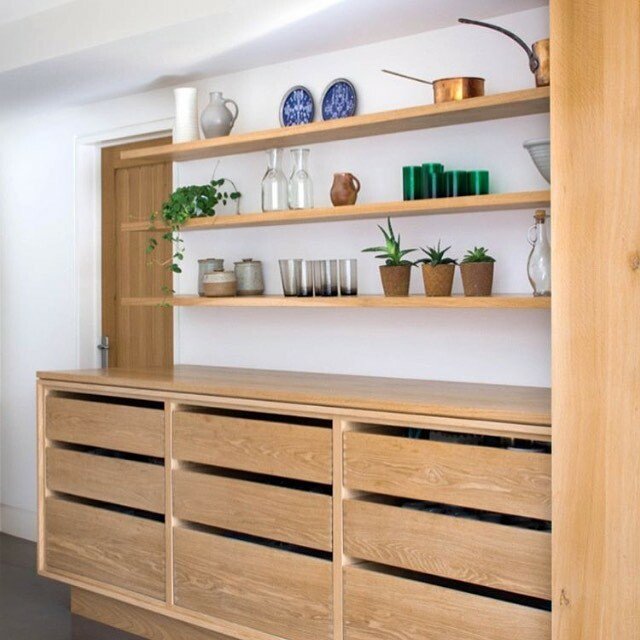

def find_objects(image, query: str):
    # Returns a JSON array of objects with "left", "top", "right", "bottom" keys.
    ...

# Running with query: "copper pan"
[
  {"left": 459, "top": 18, "right": 550, "bottom": 87},
  {"left": 382, "top": 69, "right": 485, "bottom": 103}
]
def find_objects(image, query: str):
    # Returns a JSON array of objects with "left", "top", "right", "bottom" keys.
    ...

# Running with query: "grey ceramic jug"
[{"left": 200, "top": 91, "right": 239, "bottom": 138}]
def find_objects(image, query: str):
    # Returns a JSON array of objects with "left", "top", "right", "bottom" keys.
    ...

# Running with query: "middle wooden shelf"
[{"left": 121, "top": 190, "right": 551, "bottom": 232}]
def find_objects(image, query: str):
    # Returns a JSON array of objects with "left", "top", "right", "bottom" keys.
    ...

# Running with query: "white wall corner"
[{"left": 0, "top": 503, "right": 37, "bottom": 541}]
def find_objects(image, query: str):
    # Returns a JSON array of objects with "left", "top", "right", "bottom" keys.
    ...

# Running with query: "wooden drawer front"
[
  {"left": 45, "top": 497, "right": 165, "bottom": 600},
  {"left": 46, "top": 448, "right": 165, "bottom": 513},
  {"left": 174, "top": 527, "right": 332, "bottom": 640},
  {"left": 344, "top": 566, "right": 550, "bottom": 640},
  {"left": 344, "top": 432, "right": 550, "bottom": 519},
  {"left": 46, "top": 396, "right": 164, "bottom": 457},
  {"left": 173, "top": 412, "right": 331, "bottom": 484},
  {"left": 344, "top": 499, "right": 550, "bottom": 599},
  {"left": 174, "top": 469, "right": 332, "bottom": 551}
]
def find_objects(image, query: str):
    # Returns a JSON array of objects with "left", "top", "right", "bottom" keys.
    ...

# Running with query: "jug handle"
[
  {"left": 527, "top": 224, "right": 538, "bottom": 246},
  {"left": 350, "top": 174, "right": 361, "bottom": 193},
  {"left": 224, "top": 99, "right": 239, "bottom": 127},
  {"left": 458, "top": 18, "right": 540, "bottom": 73}
]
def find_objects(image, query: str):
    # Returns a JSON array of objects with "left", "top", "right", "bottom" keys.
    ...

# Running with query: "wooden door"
[
  {"left": 552, "top": 0, "right": 640, "bottom": 637},
  {"left": 102, "top": 139, "right": 173, "bottom": 368}
]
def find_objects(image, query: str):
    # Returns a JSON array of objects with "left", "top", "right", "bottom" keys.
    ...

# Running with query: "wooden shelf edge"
[
  {"left": 122, "top": 190, "right": 551, "bottom": 232},
  {"left": 121, "top": 87, "right": 550, "bottom": 163},
  {"left": 121, "top": 294, "right": 551, "bottom": 309}
]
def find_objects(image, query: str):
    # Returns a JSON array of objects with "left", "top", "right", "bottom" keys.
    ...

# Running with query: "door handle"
[{"left": 97, "top": 336, "right": 110, "bottom": 368}]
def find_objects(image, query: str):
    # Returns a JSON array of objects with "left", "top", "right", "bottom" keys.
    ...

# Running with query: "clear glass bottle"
[
  {"left": 288, "top": 148, "right": 313, "bottom": 209},
  {"left": 527, "top": 209, "right": 551, "bottom": 296},
  {"left": 261, "top": 148, "right": 287, "bottom": 212}
]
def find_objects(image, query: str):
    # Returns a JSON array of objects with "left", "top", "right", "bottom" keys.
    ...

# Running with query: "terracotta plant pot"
[
  {"left": 460, "top": 262, "right": 494, "bottom": 296},
  {"left": 421, "top": 263, "right": 455, "bottom": 296},
  {"left": 379, "top": 265, "right": 411, "bottom": 297}
]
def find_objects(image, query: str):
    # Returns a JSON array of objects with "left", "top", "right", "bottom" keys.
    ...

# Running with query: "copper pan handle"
[
  {"left": 458, "top": 18, "right": 540, "bottom": 73},
  {"left": 382, "top": 69, "right": 434, "bottom": 85}
]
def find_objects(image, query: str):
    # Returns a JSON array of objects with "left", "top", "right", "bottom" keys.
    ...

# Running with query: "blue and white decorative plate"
[
  {"left": 321, "top": 78, "right": 357, "bottom": 120},
  {"left": 280, "top": 86, "right": 315, "bottom": 127}
]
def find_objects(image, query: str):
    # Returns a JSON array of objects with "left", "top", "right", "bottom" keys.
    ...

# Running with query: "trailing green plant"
[
  {"left": 461, "top": 246, "right": 496, "bottom": 263},
  {"left": 146, "top": 178, "right": 240, "bottom": 292},
  {"left": 415, "top": 241, "right": 457, "bottom": 266},
  {"left": 362, "top": 217, "right": 416, "bottom": 266}
]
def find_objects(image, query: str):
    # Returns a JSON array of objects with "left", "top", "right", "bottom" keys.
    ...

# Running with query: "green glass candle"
[
  {"left": 423, "top": 170, "right": 446, "bottom": 198},
  {"left": 402, "top": 166, "right": 423, "bottom": 200},
  {"left": 467, "top": 170, "right": 490, "bottom": 195},
  {"left": 444, "top": 170, "right": 468, "bottom": 197}
]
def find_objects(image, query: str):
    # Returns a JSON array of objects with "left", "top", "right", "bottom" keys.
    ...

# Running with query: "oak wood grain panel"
[
  {"left": 45, "top": 497, "right": 165, "bottom": 600},
  {"left": 46, "top": 447, "right": 165, "bottom": 513},
  {"left": 174, "top": 527, "right": 332, "bottom": 640},
  {"left": 344, "top": 499, "right": 550, "bottom": 599},
  {"left": 344, "top": 565, "right": 550, "bottom": 640},
  {"left": 38, "top": 365, "right": 552, "bottom": 425},
  {"left": 122, "top": 294, "right": 551, "bottom": 309},
  {"left": 173, "top": 411, "right": 331, "bottom": 484},
  {"left": 71, "top": 588, "right": 233, "bottom": 640},
  {"left": 174, "top": 469, "right": 332, "bottom": 551},
  {"left": 551, "top": 0, "right": 640, "bottom": 637},
  {"left": 46, "top": 395, "right": 164, "bottom": 457},
  {"left": 121, "top": 87, "right": 549, "bottom": 162},
  {"left": 344, "top": 432, "right": 551, "bottom": 519},
  {"left": 121, "top": 191, "right": 551, "bottom": 231}
]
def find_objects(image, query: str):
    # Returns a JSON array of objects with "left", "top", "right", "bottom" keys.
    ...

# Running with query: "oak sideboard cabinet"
[{"left": 37, "top": 366, "right": 551, "bottom": 640}]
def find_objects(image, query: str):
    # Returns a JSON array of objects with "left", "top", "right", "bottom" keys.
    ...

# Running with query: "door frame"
[{"left": 73, "top": 118, "right": 175, "bottom": 369}]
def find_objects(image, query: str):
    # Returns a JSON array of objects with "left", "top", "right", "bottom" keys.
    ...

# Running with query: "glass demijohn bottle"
[
  {"left": 261, "top": 148, "right": 287, "bottom": 212},
  {"left": 288, "top": 148, "right": 313, "bottom": 209},
  {"left": 527, "top": 209, "right": 551, "bottom": 296}
]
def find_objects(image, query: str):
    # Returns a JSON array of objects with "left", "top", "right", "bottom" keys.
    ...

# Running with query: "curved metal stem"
[{"left": 458, "top": 18, "right": 539, "bottom": 73}]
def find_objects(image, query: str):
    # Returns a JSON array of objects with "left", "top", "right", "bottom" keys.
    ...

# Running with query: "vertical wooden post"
[
  {"left": 164, "top": 400, "right": 175, "bottom": 605},
  {"left": 551, "top": 0, "right": 640, "bottom": 637}
]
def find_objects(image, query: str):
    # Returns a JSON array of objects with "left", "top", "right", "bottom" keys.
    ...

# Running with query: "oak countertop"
[{"left": 38, "top": 365, "right": 551, "bottom": 426}]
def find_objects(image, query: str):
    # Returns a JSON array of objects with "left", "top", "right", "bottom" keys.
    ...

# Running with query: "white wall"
[{"left": 0, "top": 6, "right": 549, "bottom": 539}]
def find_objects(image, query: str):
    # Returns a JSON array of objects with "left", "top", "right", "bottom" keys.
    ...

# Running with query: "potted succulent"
[
  {"left": 460, "top": 246, "right": 496, "bottom": 296},
  {"left": 416, "top": 241, "right": 457, "bottom": 296},
  {"left": 363, "top": 218, "right": 416, "bottom": 296}
]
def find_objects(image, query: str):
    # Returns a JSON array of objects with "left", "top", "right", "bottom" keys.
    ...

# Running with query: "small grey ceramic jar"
[
  {"left": 234, "top": 259, "right": 264, "bottom": 296},
  {"left": 198, "top": 258, "right": 224, "bottom": 296}
]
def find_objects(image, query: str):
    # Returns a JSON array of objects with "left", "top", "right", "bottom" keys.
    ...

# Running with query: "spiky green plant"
[
  {"left": 461, "top": 246, "right": 496, "bottom": 263},
  {"left": 416, "top": 241, "right": 457, "bottom": 266},
  {"left": 362, "top": 218, "right": 416, "bottom": 266}
]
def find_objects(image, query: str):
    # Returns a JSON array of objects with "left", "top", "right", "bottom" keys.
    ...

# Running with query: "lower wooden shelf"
[{"left": 121, "top": 294, "right": 550, "bottom": 309}]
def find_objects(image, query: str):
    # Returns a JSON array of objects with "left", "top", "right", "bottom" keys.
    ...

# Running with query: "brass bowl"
[{"left": 432, "top": 77, "right": 485, "bottom": 103}]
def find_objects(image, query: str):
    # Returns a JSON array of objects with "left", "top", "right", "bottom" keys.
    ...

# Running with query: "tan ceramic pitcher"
[{"left": 330, "top": 173, "right": 361, "bottom": 206}]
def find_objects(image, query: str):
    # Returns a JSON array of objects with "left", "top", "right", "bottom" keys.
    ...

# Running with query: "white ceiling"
[
  {"left": 0, "top": 0, "right": 73, "bottom": 25},
  {"left": 0, "top": 0, "right": 547, "bottom": 117}
]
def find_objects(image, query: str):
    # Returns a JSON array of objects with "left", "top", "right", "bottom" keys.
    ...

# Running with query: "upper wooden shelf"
[
  {"left": 121, "top": 190, "right": 550, "bottom": 232},
  {"left": 121, "top": 87, "right": 550, "bottom": 163},
  {"left": 121, "top": 294, "right": 550, "bottom": 310}
]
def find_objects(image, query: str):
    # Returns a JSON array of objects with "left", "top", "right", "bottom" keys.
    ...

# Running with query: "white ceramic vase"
[{"left": 173, "top": 87, "right": 200, "bottom": 143}]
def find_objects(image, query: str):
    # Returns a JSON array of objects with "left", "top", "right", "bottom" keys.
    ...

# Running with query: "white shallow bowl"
[{"left": 523, "top": 138, "right": 550, "bottom": 183}]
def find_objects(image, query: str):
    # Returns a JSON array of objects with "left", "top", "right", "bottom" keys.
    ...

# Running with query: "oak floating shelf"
[
  {"left": 120, "top": 87, "right": 550, "bottom": 163},
  {"left": 121, "top": 190, "right": 551, "bottom": 233},
  {"left": 121, "top": 295, "right": 550, "bottom": 309}
]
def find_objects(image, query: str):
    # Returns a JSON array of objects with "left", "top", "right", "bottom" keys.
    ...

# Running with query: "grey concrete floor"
[{"left": 0, "top": 533, "right": 138, "bottom": 639}]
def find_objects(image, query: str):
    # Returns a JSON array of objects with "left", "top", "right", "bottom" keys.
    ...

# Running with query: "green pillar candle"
[
  {"left": 467, "top": 170, "right": 490, "bottom": 195},
  {"left": 423, "top": 170, "right": 446, "bottom": 198},
  {"left": 421, "top": 162, "right": 444, "bottom": 174},
  {"left": 444, "top": 170, "right": 468, "bottom": 197},
  {"left": 402, "top": 166, "right": 423, "bottom": 200}
]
